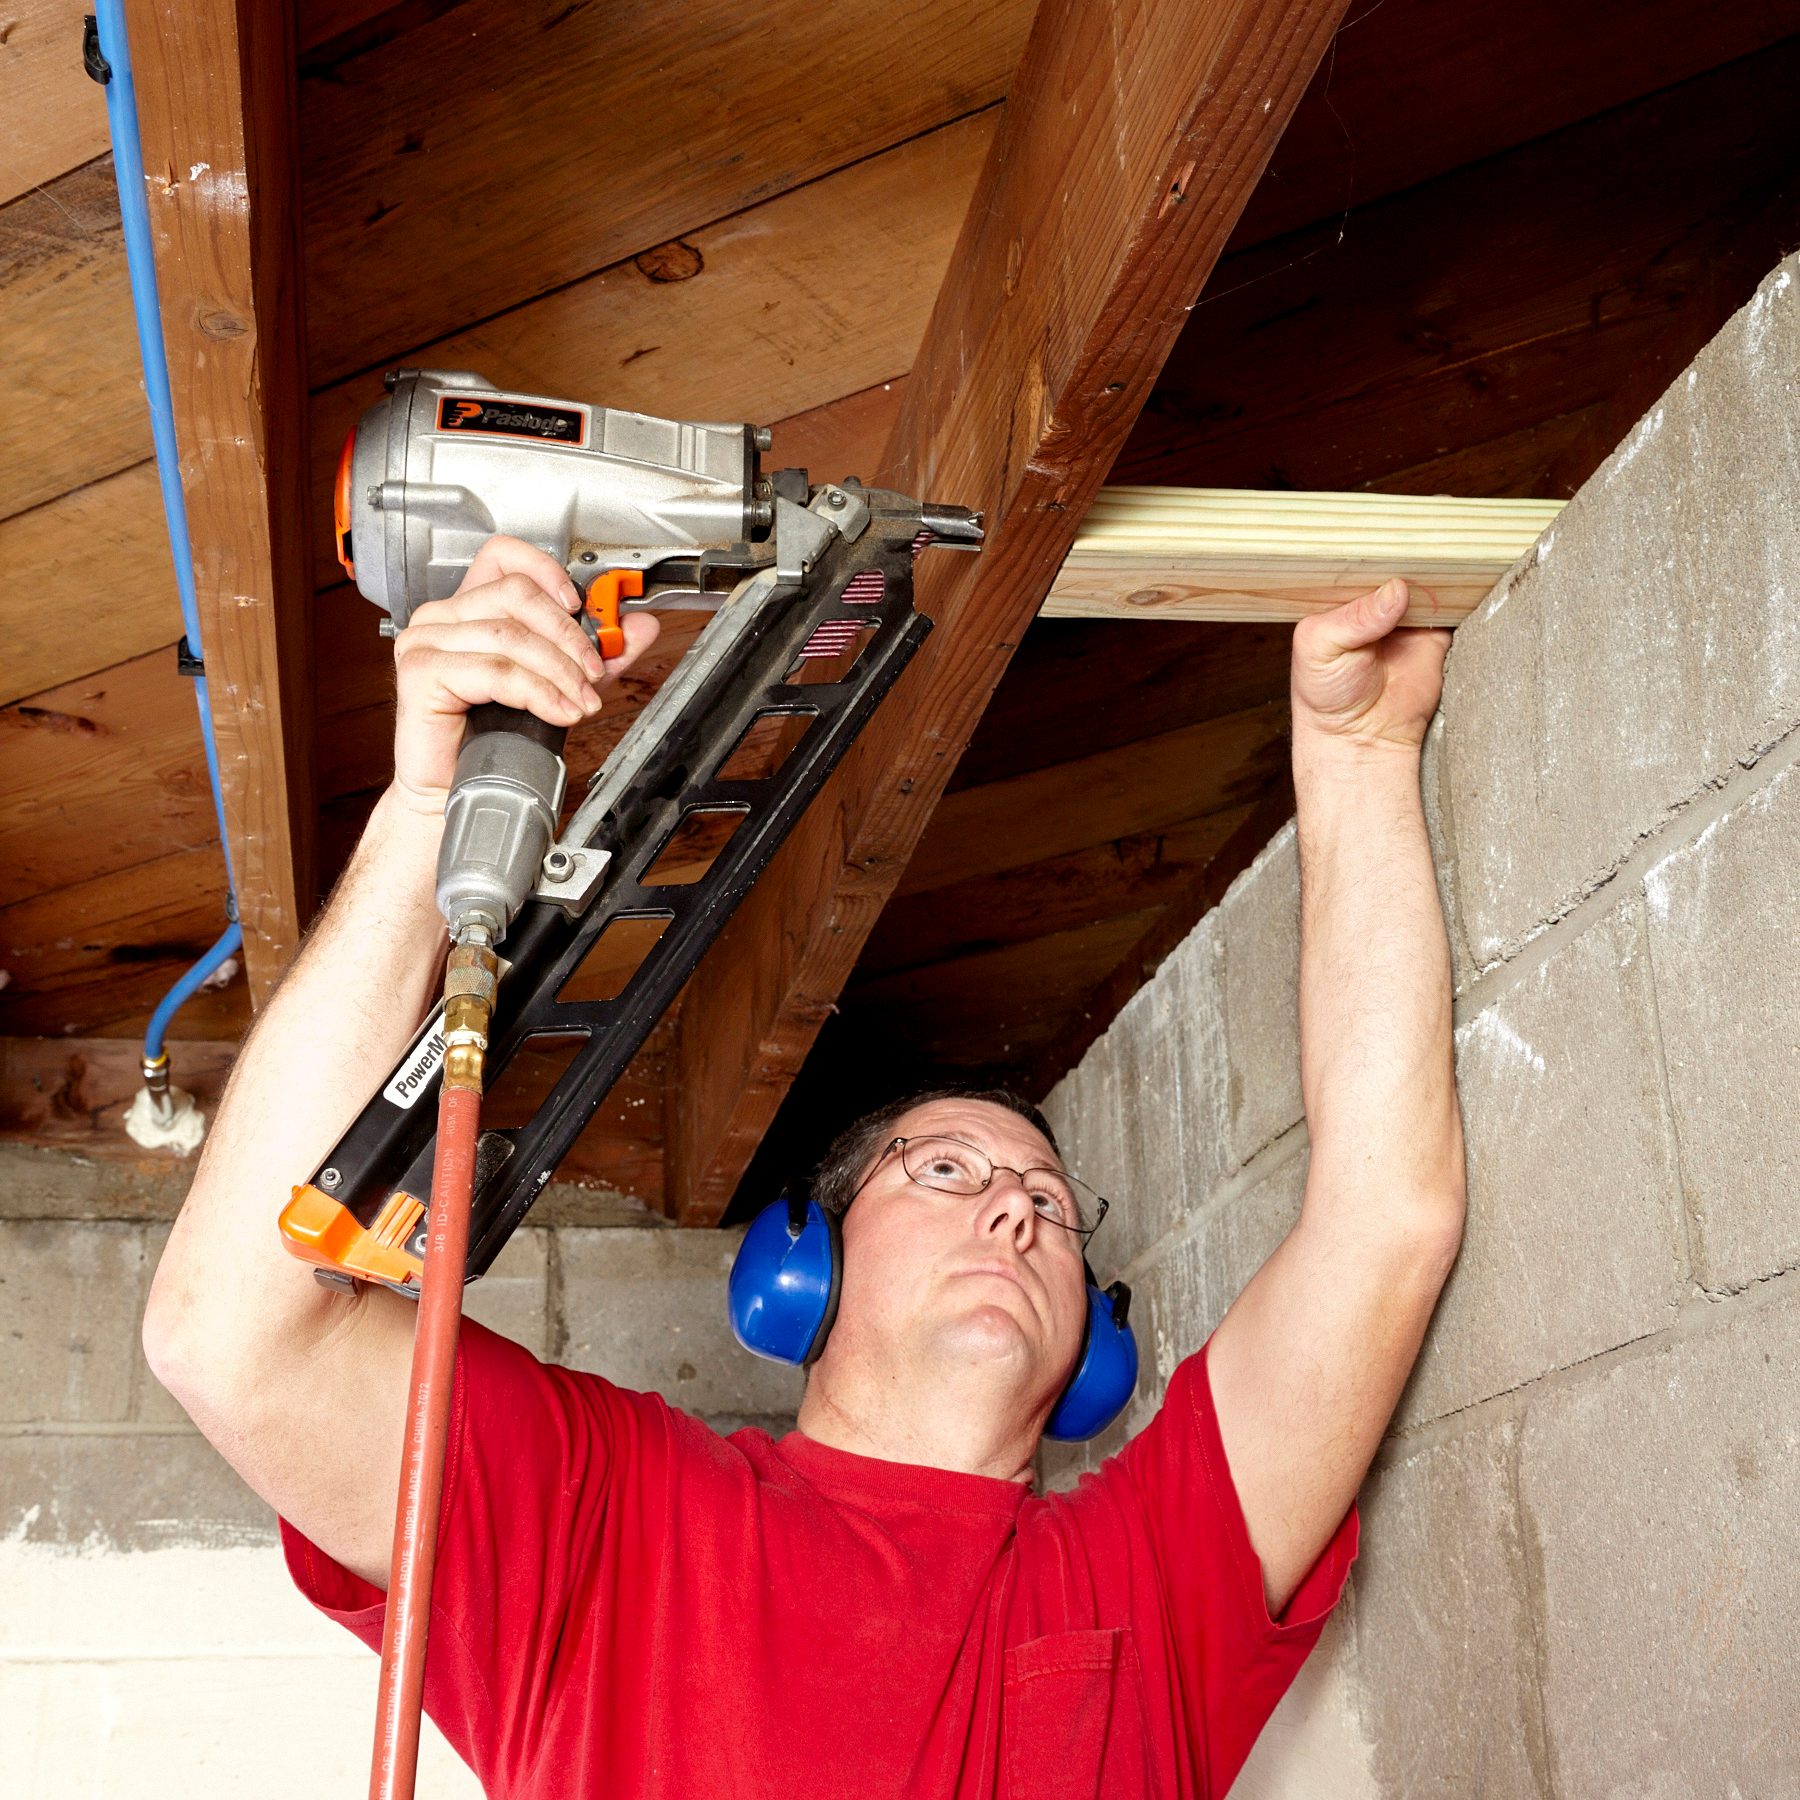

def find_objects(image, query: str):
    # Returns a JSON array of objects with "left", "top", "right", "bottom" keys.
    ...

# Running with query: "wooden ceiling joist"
[
  {"left": 1043, "top": 488, "right": 1565, "bottom": 626},
  {"left": 0, "top": 1036, "right": 233, "bottom": 1160},
  {"left": 124, "top": 0, "right": 316, "bottom": 999},
  {"left": 662, "top": 0, "right": 1352, "bottom": 1225}
]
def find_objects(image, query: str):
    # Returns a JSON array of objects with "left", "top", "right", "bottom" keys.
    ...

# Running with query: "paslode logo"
[{"left": 435, "top": 394, "right": 585, "bottom": 443}]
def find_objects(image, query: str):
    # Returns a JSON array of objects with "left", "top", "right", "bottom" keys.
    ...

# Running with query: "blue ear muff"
[
  {"left": 1044, "top": 1280, "right": 1138, "bottom": 1443},
  {"left": 729, "top": 1194, "right": 842, "bottom": 1366},
  {"left": 728, "top": 1200, "right": 1136, "bottom": 1442}
]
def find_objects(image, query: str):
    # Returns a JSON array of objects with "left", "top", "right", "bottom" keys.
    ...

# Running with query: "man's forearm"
[
  {"left": 1292, "top": 729, "right": 1464, "bottom": 1230},
  {"left": 146, "top": 787, "right": 449, "bottom": 1369}
]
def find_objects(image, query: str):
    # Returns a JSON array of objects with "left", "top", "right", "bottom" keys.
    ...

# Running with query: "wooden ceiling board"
[
  {"left": 0, "top": 646, "right": 214, "bottom": 913},
  {"left": 1232, "top": 0, "right": 1800, "bottom": 248},
  {"left": 897, "top": 703, "right": 1290, "bottom": 897},
  {"left": 79, "top": 982, "right": 248, "bottom": 1043},
  {"left": 475, "top": 1028, "right": 671, "bottom": 1205},
  {"left": 767, "top": 381, "right": 911, "bottom": 490},
  {"left": 296, "top": 0, "right": 437, "bottom": 57},
  {"left": 1118, "top": 39, "right": 1800, "bottom": 495},
  {"left": 1, "top": 463, "right": 181, "bottom": 706},
  {"left": 297, "top": 0, "right": 1034, "bottom": 385},
  {"left": 304, "top": 112, "right": 994, "bottom": 580},
  {"left": 0, "top": 0, "right": 110, "bottom": 208},
  {"left": 947, "top": 620, "right": 1293, "bottom": 794},
  {"left": 859, "top": 806, "right": 1255, "bottom": 981},
  {"left": 845, "top": 906, "right": 1170, "bottom": 1070},
  {"left": 1364, "top": 400, "right": 1632, "bottom": 502},
  {"left": 0, "top": 160, "right": 147, "bottom": 523},
  {"left": 0, "top": 841, "right": 242, "bottom": 1039},
  {"left": 1021, "top": 771, "right": 1298, "bottom": 1088},
  {"left": 310, "top": 580, "right": 394, "bottom": 717}
]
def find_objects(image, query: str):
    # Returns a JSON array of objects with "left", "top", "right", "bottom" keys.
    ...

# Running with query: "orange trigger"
[{"left": 584, "top": 569, "right": 643, "bottom": 661}]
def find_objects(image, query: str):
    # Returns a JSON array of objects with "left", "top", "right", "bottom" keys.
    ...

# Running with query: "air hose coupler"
[{"left": 441, "top": 935, "right": 499, "bottom": 1095}]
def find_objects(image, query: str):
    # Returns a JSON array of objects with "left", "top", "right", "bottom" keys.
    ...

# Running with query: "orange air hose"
[{"left": 370, "top": 938, "right": 495, "bottom": 1800}]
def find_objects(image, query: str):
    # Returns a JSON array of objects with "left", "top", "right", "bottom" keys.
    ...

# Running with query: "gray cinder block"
[
  {"left": 1644, "top": 755, "right": 1800, "bottom": 1291},
  {"left": 1418, "top": 710, "right": 1477, "bottom": 1001},
  {"left": 462, "top": 1226, "right": 551, "bottom": 1358},
  {"left": 0, "top": 1221, "right": 147, "bottom": 1425},
  {"left": 1048, "top": 1024, "right": 1127, "bottom": 1265},
  {"left": 1111, "top": 953, "right": 1206, "bottom": 1275},
  {"left": 1229, "top": 1611, "right": 1379, "bottom": 1799},
  {"left": 0, "top": 1431, "right": 273, "bottom": 1551},
  {"left": 1397, "top": 895, "right": 1687, "bottom": 1428},
  {"left": 1129, "top": 1149, "right": 1308, "bottom": 1409},
  {"left": 1518, "top": 1289, "right": 1800, "bottom": 1794},
  {"left": 1162, "top": 914, "right": 1234, "bottom": 1236},
  {"left": 1442, "top": 253, "right": 1800, "bottom": 970},
  {"left": 556, "top": 1226, "right": 805, "bottom": 1423},
  {"left": 1218, "top": 822, "right": 1304, "bottom": 1169},
  {"left": 1349, "top": 1417, "right": 1547, "bottom": 1800}
]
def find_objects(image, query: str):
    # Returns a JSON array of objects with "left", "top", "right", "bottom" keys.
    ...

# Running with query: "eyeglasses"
[{"left": 869, "top": 1135, "right": 1109, "bottom": 1243}]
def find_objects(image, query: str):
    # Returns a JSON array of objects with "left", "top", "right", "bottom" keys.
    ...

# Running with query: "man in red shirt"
[{"left": 144, "top": 537, "right": 1464, "bottom": 1796}]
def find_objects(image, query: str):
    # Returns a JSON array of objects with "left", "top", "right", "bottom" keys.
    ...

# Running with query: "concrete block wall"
[
  {"left": 0, "top": 1156, "right": 801, "bottom": 1798},
  {"left": 1042, "top": 254, "right": 1800, "bottom": 1795}
]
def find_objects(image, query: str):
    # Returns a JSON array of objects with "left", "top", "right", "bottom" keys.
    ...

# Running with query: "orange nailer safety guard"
[
  {"left": 584, "top": 568, "right": 642, "bottom": 660},
  {"left": 280, "top": 1182, "right": 425, "bottom": 1291},
  {"left": 333, "top": 428, "right": 358, "bottom": 582}
]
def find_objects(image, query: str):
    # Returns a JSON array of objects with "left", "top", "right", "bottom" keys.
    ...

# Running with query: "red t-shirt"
[{"left": 282, "top": 1321, "right": 1356, "bottom": 1798}]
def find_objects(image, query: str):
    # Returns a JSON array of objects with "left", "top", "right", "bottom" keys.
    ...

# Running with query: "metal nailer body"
[
  {"left": 334, "top": 368, "right": 771, "bottom": 948},
  {"left": 282, "top": 369, "right": 983, "bottom": 1299},
  {"left": 435, "top": 707, "right": 566, "bottom": 947}
]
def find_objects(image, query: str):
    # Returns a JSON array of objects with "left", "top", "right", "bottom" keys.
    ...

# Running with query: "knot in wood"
[{"left": 634, "top": 240, "right": 704, "bottom": 283}]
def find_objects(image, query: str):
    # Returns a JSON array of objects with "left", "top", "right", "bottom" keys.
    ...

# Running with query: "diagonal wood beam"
[
  {"left": 665, "top": 0, "right": 1351, "bottom": 1224},
  {"left": 124, "top": 0, "right": 316, "bottom": 1000}
]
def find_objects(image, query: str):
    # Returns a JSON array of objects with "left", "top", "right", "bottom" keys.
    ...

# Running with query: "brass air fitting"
[{"left": 442, "top": 934, "right": 499, "bottom": 1094}]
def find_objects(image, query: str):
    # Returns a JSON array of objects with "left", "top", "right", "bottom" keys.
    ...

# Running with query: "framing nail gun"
[{"left": 279, "top": 369, "right": 982, "bottom": 1295}]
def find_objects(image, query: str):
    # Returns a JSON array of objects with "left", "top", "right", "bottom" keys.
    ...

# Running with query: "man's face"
[{"left": 828, "top": 1098, "right": 1091, "bottom": 1421}]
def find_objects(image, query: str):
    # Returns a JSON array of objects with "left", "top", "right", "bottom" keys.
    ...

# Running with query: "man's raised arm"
[
  {"left": 141, "top": 538, "right": 648, "bottom": 1586},
  {"left": 1206, "top": 578, "right": 1467, "bottom": 1616}
]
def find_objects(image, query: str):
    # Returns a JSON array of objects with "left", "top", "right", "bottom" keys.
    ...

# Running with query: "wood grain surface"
[
  {"left": 662, "top": 0, "right": 1353, "bottom": 1223},
  {"left": 125, "top": 0, "right": 317, "bottom": 998}
]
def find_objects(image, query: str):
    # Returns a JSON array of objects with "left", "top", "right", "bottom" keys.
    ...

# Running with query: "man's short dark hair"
[{"left": 810, "top": 1086, "right": 1062, "bottom": 1216}]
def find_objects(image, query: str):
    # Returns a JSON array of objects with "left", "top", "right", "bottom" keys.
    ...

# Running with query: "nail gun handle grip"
[
  {"left": 465, "top": 703, "right": 569, "bottom": 756},
  {"left": 583, "top": 569, "right": 644, "bottom": 661}
]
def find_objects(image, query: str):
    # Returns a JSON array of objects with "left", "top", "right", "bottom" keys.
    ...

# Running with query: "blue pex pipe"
[
  {"left": 143, "top": 921, "right": 244, "bottom": 1064},
  {"left": 91, "top": 1, "right": 243, "bottom": 1064}
]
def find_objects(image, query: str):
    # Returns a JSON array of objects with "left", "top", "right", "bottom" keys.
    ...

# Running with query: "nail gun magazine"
[{"left": 278, "top": 369, "right": 983, "bottom": 1297}]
